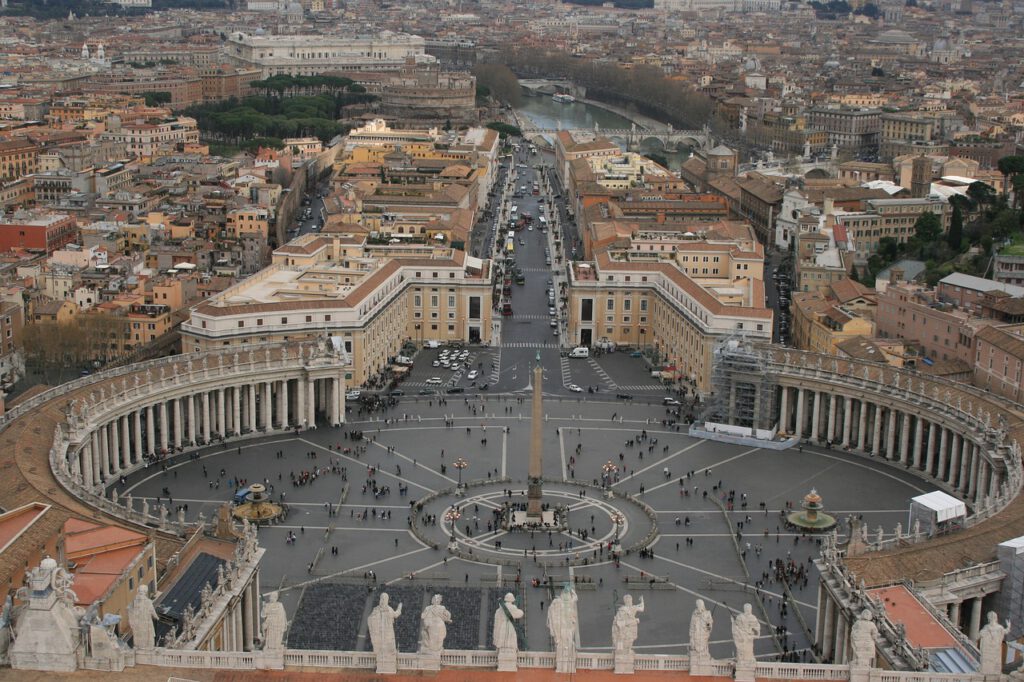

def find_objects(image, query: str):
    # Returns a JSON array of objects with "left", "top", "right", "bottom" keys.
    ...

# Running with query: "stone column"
[
  {"left": 82, "top": 442, "right": 95, "bottom": 487},
  {"left": 989, "top": 465, "right": 1000, "bottom": 500},
  {"left": 234, "top": 601, "right": 244, "bottom": 650},
  {"left": 159, "top": 401, "right": 169, "bottom": 453},
  {"left": 949, "top": 601, "right": 961, "bottom": 628},
  {"left": 331, "top": 378, "right": 342, "bottom": 426},
  {"left": 109, "top": 420, "right": 120, "bottom": 474},
  {"left": 925, "top": 422, "right": 937, "bottom": 476},
  {"left": 232, "top": 387, "right": 242, "bottom": 436},
  {"left": 810, "top": 391, "right": 821, "bottom": 441},
  {"left": 242, "top": 585, "right": 254, "bottom": 651},
  {"left": 912, "top": 418, "right": 924, "bottom": 469},
  {"left": 187, "top": 395, "right": 197, "bottom": 444},
  {"left": 121, "top": 416, "right": 131, "bottom": 469},
  {"left": 937, "top": 428, "right": 949, "bottom": 482},
  {"left": 959, "top": 440, "right": 972, "bottom": 492},
  {"left": 949, "top": 434, "right": 962, "bottom": 487},
  {"left": 218, "top": 388, "right": 226, "bottom": 437},
  {"left": 886, "top": 408, "right": 897, "bottom": 460},
  {"left": 968, "top": 452, "right": 980, "bottom": 500},
  {"left": 969, "top": 597, "right": 983, "bottom": 641},
  {"left": 90, "top": 431, "right": 101, "bottom": 483},
  {"left": 133, "top": 410, "right": 143, "bottom": 463},
  {"left": 779, "top": 386, "right": 789, "bottom": 433},
  {"left": 263, "top": 382, "right": 272, "bottom": 430},
  {"left": 900, "top": 413, "right": 911, "bottom": 464},
  {"left": 146, "top": 404, "right": 155, "bottom": 455},
  {"left": 248, "top": 384, "right": 258, "bottom": 432},
  {"left": 99, "top": 422, "right": 110, "bottom": 479},
  {"left": 834, "top": 610, "right": 848, "bottom": 664},
  {"left": 827, "top": 394, "right": 837, "bottom": 443},
  {"left": 296, "top": 377, "right": 306, "bottom": 430},
  {"left": 841, "top": 397, "right": 852, "bottom": 448},
  {"left": 856, "top": 400, "right": 868, "bottom": 451},
  {"left": 202, "top": 392, "right": 212, "bottom": 443},
  {"left": 871, "top": 404, "right": 883, "bottom": 455},
  {"left": 307, "top": 378, "right": 316, "bottom": 427},
  {"left": 794, "top": 388, "right": 806, "bottom": 439},
  {"left": 173, "top": 398, "right": 182, "bottom": 449},
  {"left": 821, "top": 595, "right": 836, "bottom": 659},
  {"left": 279, "top": 379, "right": 289, "bottom": 429}
]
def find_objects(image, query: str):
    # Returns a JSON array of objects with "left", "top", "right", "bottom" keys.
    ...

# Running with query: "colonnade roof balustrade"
[
  {"left": 0, "top": 340, "right": 345, "bottom": 586},
  {"left": 764, "top": 347, "right": 1024, "bottom": 586}
]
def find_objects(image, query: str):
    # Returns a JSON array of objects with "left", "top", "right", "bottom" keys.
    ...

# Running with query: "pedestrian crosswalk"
[
  {"left": 587, "top": 357, "right": 617, "bottom": 389},
  {"left": 510, "top": 314, "right": 552, "bottom": 321},
  {"left": 488, "top": 347, "right": 501, "bottom": 385},
  {"left": 612, "top": 384, "right": 666, "bottom": 392},
  {"left": 500, "top": 342, "right": 561, "bottom": 349},
  {"left": 559, "top": 354, "right": 571, "bottom": 387}
]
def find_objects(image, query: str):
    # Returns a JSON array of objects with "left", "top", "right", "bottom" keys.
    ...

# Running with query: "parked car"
[
  {"left": 567, "top": 384, "right": 583, "bottom": 393},
  {"left": 426, "top": 377, "right": 442, "bottom": 385}
]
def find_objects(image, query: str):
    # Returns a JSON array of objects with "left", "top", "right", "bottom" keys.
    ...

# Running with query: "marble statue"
[
  {"left": 368, "top": 593, "right": 402, "bottom": 674},
  {"left": 689, "top": 599, "right": 713, "bottom": 665},
  {"left": 418, "top": 594, "right": 451, "bottom": 660},
  {"left": 0, "top": 595, "right": 12, "bottom": 664},
  {"left": 895, "top": 522, "right": 902, "bottom": 538},
  {"left": 177, "top": 508, "right": 185, "bottom": 525},
  {"left": 876, "top": 526, "right": 884, "bottom": 544},
  {"left": 731, "top": 603, "right": 760, "bottom": 668},
  {"left": 850, "top": 609, "right": 878, "bottom": 668},
  {"left": 159, "top": 505, "right": 168, "bottom": 526},
  {"left": 125, "top": 494, "right": 133, "bottom": 513},
  {"left": 261, "top": 592, "right": 287, "bottom": 651},
  {"left": 181, "top": 604, "right": 197, "bottom": 641},
  {"left": 128, "top": 585, "right": 158, "bottom": 649},
  {"left": 979, "top": 611, "right": 1010, "bottom": 675},
  {"left": 547, "top": 584, "right": 578, "bottom": 673},
  {"left": 613, "top": 594, "right": 645, "bottom": 655},
  {"left": 141, "top": 498, "right": 149, "bottom": 518},
  {"left": 111, "top": 489, "right": 118, "bottom": 504},
  {"left": 493, "top": 593, "right": 524, "bottom": 671}
]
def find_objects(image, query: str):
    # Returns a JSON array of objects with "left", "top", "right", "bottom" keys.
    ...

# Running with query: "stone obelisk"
[{"left": 527, "top": 352, "right": 543, "bottom": 520}]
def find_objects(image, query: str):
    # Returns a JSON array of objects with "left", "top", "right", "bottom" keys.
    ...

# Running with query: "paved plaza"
[{"left": 120, "top": 395, "right": 928, "bottom": 661}]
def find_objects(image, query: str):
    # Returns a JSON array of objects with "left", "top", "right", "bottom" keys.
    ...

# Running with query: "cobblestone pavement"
[{"left": 122, "top": 394, "right": 928, "bottom": 661}]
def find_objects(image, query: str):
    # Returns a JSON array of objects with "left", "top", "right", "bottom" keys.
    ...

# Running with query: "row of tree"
[
  {"left": 488, "top": 47, "right": 713, "bottom": 130},
  {"left": 182, "top": 92, "right": 376, "bottom": 145},
  {"left": 249, "top": 75, "right": 364, "bottom": 98}
]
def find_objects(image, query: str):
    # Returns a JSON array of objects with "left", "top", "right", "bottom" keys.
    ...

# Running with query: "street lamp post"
[
  {"left": 601, "top": 460, "right": 618, "bottom": 499},
  {"left": 610, "top": 511, "right": 624, "bottom": 555},
  {"left": 454, "top": 457, "right": 469, "bottom": 495},
  {"left": 444, "top": 506, "right": 462, "bottom": 552}
]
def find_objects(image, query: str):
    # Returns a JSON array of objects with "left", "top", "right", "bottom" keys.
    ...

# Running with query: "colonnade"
[
  {"left": 778, "top": 385, "right": 1001, "bottom": 509},
  {"left": 68, "top": 366, "right": 346, "bottom": 489},
  {"left": 218, "top": 574, "right": 262, "bottom": 652}
]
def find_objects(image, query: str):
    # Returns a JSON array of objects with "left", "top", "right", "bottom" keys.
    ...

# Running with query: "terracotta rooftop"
[{"left": 869, "top": 585, "right": 959, "bottom": 650}]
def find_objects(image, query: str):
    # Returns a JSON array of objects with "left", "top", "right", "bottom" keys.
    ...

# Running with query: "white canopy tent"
[{"left": 909, "top": 491, "right": 967, "bottom": 535}]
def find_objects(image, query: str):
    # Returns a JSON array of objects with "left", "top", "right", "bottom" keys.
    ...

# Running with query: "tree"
[
  {"left": 913, "top": 211, "right": 942, "bottom": 243},
  {"left": 848, "top": 266, "right": 860, "bottom": 283},
  {"left": 967, "top": 180, "right": 997, "bottom": 207},
  {"left": 997, "top": 155, "right": 1024, "bottom": 199},
  {"left": 472, "top": 64, "right": 522, "bottom": 107},
  {"left": 486, "top": 122, "right": 522, "bottom": 138},
  {"left": 141, "top": 91, "right": 172, "bottom": 107},
  {"left": 948, "top": 203, "right": 963, "bottom": 251}
]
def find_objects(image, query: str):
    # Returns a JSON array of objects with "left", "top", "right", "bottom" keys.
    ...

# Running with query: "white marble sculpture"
[
  {"left": 9, "top": 558, "right": 81, "bottom": 672},
  {"left": 731, "top": 603, "right": 760, "bottom": 681},
  {"left": 418, "top": 594, "right": 451, "bottom": 669},
  {"left": 979, "top": 611, "right": 1010, "bottom": 675},
  {"left": 850, "top": 609, "right": 878, "bottom": 668},
  {"left": 128, "top": 585, "right": 159, "bottom": 650},
  {"left": 368, "top": 593, "right": 402, "bottom": 674},
  {"left": 547, "top": 584, "right": 578, "bottom": 673},
  {"left": 261, "top": 592, "right": 288, "bottom": 651},
  {"left": 689, "top": 599, "right": 714, "bottom": 673},
  {"left": 612, "top": 594, "right": 645, "bottom": 673},
  {"left": 493, "top": 593, "right": 523, "bottom": 672}
]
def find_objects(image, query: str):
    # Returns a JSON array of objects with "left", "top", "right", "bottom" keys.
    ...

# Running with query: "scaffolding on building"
[{"left": 701, "top": 335, "right": 777, "bottom": 430}]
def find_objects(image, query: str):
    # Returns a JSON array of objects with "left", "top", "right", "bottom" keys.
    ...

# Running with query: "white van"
[
  {"left": 425, "top": 340, "right": 440, "bottom": 349},
  {"left": 569, "top": 347, "right": 590, "bottom": 359}
]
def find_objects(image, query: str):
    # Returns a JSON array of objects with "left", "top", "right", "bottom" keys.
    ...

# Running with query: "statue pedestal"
[
  {"left": 734, "top": 662, "right": 756, "bottom": 682},
  {"left": 496, "top": 648, "right": 518, "bottom": 672},
  {"left": 849, "top": 664, "right": 870, "bottom": 682},
  {"left": 375, "top": 651, "right": 397, "bottom": 675},
  {"left": 419, "top": 651, "right": 441, "bottom": 671},
  {"left": 689, "top": 658, "right": 714, "bottom": 677},
  {"left": 613, "top": 651, "right": 634, "bottom": 674}
]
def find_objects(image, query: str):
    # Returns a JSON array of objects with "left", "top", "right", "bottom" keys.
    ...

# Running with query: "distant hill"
[
  {"left": 561, "top": 0, "right": 655, "bottom": 8},
  {"left": 1, "top": 0, "right": 229, "bottom": 19}
]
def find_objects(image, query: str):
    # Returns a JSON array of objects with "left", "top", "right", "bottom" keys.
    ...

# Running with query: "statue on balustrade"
[
  {"left": 731, "top": 603, "right": 759, "bottom": 668},
  {"left": 547, "top": 583, "right": 578, "bottom": 673},
  {"left": 368, "top": 592, "right": 402, "bottom": 674},
  {"left": 128, "top": 585, "right": 159, "bottom": 650},
  {"left": 849, "top": 609, "right": 878, "bottom": 668},
  {"left": 261, "top": 591, "right": 288, "bottom": 651},
  {"left": 689, "top": 599, "right": 713, "bottom": 666},
  {"left": 493, "top": 592, "right": 524, "bottom": 671},
  {"left": 418, "top": 594, "right": 451, "bottom": 661},
  {"left": 613, "top": 594, "right": 645, "bottom": 655},
  {"left": 979, "top": 611, "right": 1010, "bottom": 675}
]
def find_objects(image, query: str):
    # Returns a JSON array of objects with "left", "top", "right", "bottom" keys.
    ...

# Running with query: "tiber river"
[{"left": 515, "top": 95, "right": 691, "bottom": 170}]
